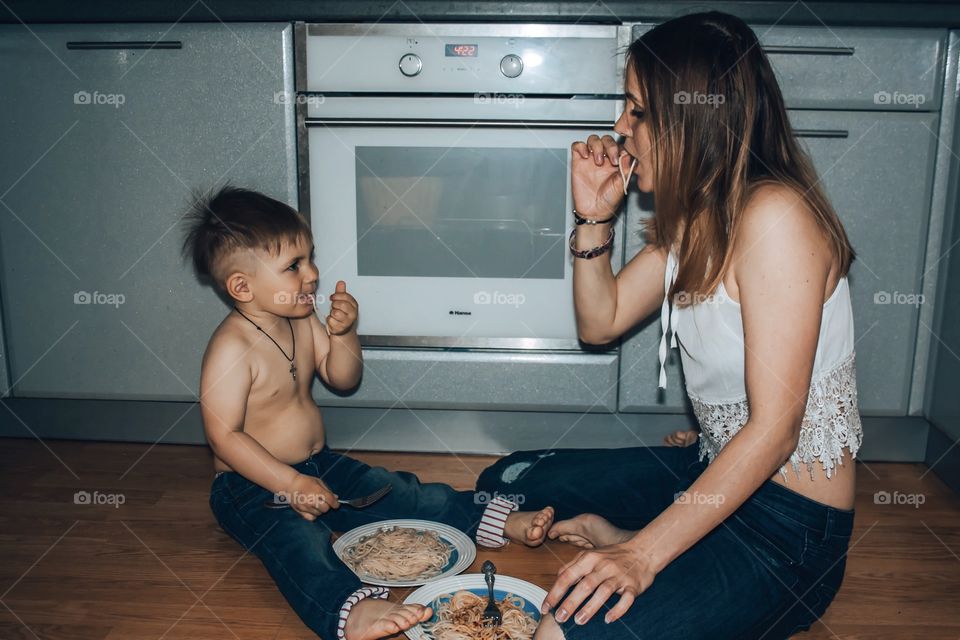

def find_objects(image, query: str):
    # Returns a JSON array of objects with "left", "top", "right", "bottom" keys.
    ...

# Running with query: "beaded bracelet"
[
  {"left": 568, "top": 226, "right": 615, "bottom": 259},
  {"left": 573, "top": 208, "right": 616, "bottom": 226}
]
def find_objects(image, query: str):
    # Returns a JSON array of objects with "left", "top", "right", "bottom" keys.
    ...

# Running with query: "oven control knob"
[
  {"left": 399, "top": 53, "right": 423, "bottom": 77},
  {"left": 500, "top": 54, "right": 523, "bottom": 78}
]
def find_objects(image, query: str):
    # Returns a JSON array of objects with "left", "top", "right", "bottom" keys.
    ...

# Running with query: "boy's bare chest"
[{"left": 247, "top": 321, "right": 315, "bottom": 402}]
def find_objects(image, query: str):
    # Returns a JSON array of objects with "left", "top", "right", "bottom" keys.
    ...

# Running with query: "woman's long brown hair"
[{"left": 629, "top": 11, "right": 855, "bottom": 305}]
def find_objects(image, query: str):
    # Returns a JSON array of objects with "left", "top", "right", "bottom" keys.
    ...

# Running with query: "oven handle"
[{"left": 305, "top": 118, "right": 615, "bottom": 129}]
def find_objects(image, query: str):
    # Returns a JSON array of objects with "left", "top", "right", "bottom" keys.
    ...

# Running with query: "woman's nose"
[{"left": 613, "top": 109, "right": 631, "bottom": 138}]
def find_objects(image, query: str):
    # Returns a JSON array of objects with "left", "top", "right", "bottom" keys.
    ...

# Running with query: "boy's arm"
[
  {"left": 199, "top": 336, "right": 299, "bottom": 495},
  {"left": 311, "top": 280, "right": 362, "bottom": 391}
]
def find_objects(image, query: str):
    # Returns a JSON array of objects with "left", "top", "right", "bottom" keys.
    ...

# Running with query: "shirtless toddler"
[{"left": 183, "top": 186, "right": 554, "bottom": 640}]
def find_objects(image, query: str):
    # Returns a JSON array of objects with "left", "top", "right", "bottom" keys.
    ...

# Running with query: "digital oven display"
[{"left": 445, "top": 44, "right": 478, "bottom": 57}]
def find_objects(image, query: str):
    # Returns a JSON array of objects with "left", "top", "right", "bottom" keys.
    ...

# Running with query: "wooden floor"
[{"left": 1, "top": 438, "right": 959, "bottom": 639}]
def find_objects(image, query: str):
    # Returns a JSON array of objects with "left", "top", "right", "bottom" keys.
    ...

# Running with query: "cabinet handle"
[
  {"left": 66, "top": 41, "right": 182, "bottom": 50},
  {"left": 793, "top": 129, "right": 849, "bottom": 138},
  {"left": 762, "top": 45, "right": 855, "bottom": 56}
]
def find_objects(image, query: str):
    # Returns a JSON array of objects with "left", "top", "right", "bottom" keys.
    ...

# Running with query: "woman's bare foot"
[
  {"left": 547, "top": 513, "right": 633, "bottom": 549},
  {"left": 664, "top": 429, "right": 699, "bottom": 447},
  {"left": 343, "top": 599, "right": 432, "bottom": 640},
  {"left": 504, "top": 506, "right": 555, "bottom": 547}
]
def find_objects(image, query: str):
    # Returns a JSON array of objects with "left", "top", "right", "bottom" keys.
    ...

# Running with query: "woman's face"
[{"left": 614, "top": 65, "right": 655, "bottom": 193}]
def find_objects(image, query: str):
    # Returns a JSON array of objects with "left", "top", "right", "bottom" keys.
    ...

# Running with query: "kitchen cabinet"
[
  {"left": 0, "top": 23, "right": 297, "bottom": 399},
  {"left": 760, "top": 27, "right": 944, "bottom": 111},
  {"left": 792, "top": 111, "right": 938, "bottom": 414}
]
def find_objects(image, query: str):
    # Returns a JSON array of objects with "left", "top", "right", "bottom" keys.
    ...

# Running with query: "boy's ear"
[{"left": 225, "top": 272, "right": 253, "bottom": 303}]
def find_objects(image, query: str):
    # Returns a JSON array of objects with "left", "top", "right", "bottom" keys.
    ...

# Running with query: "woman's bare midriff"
[{"left": 770, "top": 455, "right": 856, "bottom": 511}]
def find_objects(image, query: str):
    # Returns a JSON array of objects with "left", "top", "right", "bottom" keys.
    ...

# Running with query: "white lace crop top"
[{"left": 658, "top": 250, "right": 863, "bottom": 479}]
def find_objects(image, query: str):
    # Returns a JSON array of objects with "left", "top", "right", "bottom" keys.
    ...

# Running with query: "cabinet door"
[
  {"left": 618, "top": 111, "right": 937, "bottom": 415},
  {"left": 0, "top": 24, "right": 297, "bottom": 399},
  {"left": 791, "top": 111, "right": 937, "bottom": 415}
]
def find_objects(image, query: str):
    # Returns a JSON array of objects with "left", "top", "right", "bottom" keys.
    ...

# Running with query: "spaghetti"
[
  {"left": 619, "top": 156, "right": 637, "bottom": 195},
  {"left": 342, "top": 526, "right": 453, "bottom": 582},
  {"left": 424, "top": 590, "right": 538, "bottom": 640}
]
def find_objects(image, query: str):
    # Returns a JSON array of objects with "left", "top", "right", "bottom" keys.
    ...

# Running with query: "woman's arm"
[
  {"left": 543, "top": 185, "right": 833, "bottom": 624},
  {"left": 572, "top": 135, "right": 669, "bottom": 344}
]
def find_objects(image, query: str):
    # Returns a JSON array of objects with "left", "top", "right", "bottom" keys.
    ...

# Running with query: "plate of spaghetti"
[
  {"left": 333, "top": 519, "right": 476, "bottom": 587},
  {"left": 403, "top": 574, "right": 546, "bottom": 640}
]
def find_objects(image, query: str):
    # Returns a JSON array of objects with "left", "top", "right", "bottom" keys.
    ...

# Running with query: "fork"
[
  {"left": 481, "top": 560, "right": 502, "bottom": 626},
  {"left": 262, "top": 483, "right": 392, "bottom": 510}
]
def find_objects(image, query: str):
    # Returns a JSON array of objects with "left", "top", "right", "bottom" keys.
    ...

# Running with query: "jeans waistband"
[{"left": 751, "top": 478, "right": 855, "bottom": 539}]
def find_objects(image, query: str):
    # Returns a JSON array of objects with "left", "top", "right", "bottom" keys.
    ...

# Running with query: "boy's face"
[{"left": 228, "top": 233, "right": 319, "bottom": 318}]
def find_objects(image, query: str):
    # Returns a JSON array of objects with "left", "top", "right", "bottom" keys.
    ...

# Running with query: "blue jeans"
[
  {"left": 209, "top": 446, "right": 489, "bottom": 640},
  {"left": 477, "top": 445, "right": 854, "bottom": 639}
]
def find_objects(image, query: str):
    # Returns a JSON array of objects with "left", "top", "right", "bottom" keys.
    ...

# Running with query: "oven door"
[{"left": 308, "top": 122, "right": 611, "bottom": 349}]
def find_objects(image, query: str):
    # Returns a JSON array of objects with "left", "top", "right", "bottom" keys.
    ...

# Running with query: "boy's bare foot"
[
  {"left": 547, "top": 513, "right": 633, "bottom": 549},
  {"left": 343, "top": 599, "right": 432, "bottom": 640},
  {"left": 664, "top": 429, "right": 699, "bottom": 447},
  {"left": 504, "top": 506, "right": 555, "bottom": 547},
  {"left": 533, "top": 613, "right": 565, "bottom": 639}
]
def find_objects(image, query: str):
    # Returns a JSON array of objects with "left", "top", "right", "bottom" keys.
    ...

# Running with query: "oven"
[{"left": 295, "top": 23, "right": 624, "bottom": 349}]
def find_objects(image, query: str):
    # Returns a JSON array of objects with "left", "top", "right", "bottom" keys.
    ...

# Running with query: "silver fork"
[
  {"left": 262, "top": 483, "right": 392, "bottom": 510},
  {"left": 481, "top": 560, "right": 502, "bottom": 626}
]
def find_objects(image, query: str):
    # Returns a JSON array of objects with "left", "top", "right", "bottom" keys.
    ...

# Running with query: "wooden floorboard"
[{"left": 0, "top": 438, "right": 958, "bottom": 639}]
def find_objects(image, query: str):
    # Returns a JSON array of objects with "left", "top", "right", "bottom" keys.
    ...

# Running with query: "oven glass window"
[{"left": 355, "top": 146, "right": 566, "bottom": 279}]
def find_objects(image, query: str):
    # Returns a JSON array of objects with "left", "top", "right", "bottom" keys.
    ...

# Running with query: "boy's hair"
[{"left": 181, "top": 185, "right": 310, "bottom": 286}]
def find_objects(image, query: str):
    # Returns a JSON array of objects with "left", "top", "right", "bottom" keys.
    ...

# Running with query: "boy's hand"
[
  {"left": 283, "top": 473, "right": 340, "bottom": 521},
  {"left": 326, "top": 280, "right": 358, "bottom": 336}
]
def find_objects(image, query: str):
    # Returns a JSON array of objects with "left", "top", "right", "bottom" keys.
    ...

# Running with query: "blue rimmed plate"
[
  {"left": 403, "top": 573, "right": 546, "bottom": 640},
  {"left": 332, "top": 519, "right": 475, "bottom": 587}
]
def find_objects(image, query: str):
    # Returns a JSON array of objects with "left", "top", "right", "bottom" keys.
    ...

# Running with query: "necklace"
[{"left": 233, "top": 307, "right": 297, "bottom": 381}]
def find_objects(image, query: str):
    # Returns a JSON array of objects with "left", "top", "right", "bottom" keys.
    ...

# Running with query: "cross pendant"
[{"left": 290, "top": 363, "right": 297, "bottom": 381}]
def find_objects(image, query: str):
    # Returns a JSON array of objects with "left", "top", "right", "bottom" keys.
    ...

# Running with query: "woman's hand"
[
  {"left": 542, "top": 542, "right": 656, "bottom": 625},
  {"left": 571, "top": 134, "right": 632, "bottom": 219}
]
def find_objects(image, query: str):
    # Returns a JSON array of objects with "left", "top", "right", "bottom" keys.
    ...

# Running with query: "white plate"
[
  {"left": 403, "top": 573, "right": 547, "bottom": 640},
  {"left": 333, "top": 519, "right": 476, "bottom": 587}
]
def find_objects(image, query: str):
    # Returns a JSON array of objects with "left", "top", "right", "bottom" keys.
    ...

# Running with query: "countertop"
[{"left": 2, "top": 0, "right": 960, "bottom": 28}]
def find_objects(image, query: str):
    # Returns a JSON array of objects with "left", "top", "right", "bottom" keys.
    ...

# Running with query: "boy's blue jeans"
[
  {"left": 209, "top": 446, "right": 494, "bottom": 640},
  {"left": 477, "top": 444, "right": 854, "bottom": 640}
]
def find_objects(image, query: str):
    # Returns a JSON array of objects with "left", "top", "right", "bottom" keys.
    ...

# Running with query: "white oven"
[{"left": 296, "top": 23, "right": 623, "bottom": 349}]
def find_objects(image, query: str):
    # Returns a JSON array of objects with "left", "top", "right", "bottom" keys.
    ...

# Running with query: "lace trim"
[{"left": 691, "top": 352, "right": 863, "bottom": 480}]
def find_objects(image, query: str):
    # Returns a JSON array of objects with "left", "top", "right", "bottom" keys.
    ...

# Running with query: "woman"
[{"left": 477, "top": 11, "right": 862, "bottom": 639}]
